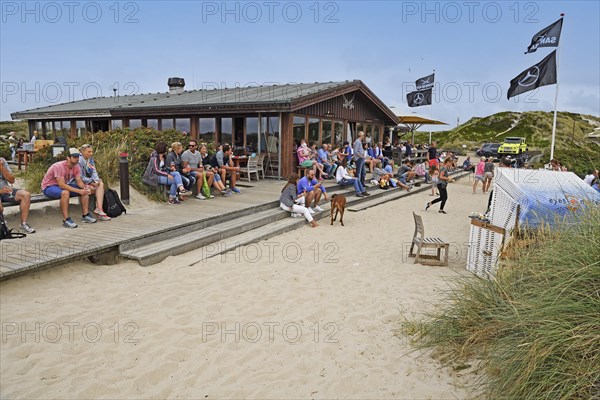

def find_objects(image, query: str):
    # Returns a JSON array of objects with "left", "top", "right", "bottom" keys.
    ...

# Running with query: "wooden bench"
[
  {"left": 408, "top": 212, "right": 450, "bottom": 266},
  {"left": 2, "top": 193, "right": 96, "bottom": 209}
]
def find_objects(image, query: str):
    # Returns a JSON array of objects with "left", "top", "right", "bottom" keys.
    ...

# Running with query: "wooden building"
[{"left": 12, "top": 80, "right": 399, "bottom": 177}]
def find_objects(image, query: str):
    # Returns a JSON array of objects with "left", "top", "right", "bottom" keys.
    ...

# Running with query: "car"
[
  {"left": 498, "top": 137, "right": 528, "bottom": 155},
  {"left": 476, "top": 143, "right": 501, "bottom": 158}
]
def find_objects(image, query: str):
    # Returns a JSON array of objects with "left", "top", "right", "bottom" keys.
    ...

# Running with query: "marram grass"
[{"left": 406, "top": 206, "right": 600, "bottom": 399}]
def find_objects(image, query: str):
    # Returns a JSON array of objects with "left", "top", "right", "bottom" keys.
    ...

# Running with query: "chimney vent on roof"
[{"left": 168, "top": 77, "right": 185, "bottom": 94}]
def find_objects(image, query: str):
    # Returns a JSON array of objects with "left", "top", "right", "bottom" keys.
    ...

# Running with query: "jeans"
[
  {"left": 355, "top": 157, "right": 366, "bottom": 185},
  {"left": 338, "top": 178, "right": 364, "bottom": 194},
  {"left": 182, "top": 174, "right": 196, "bottom": 190},
  {"left": 158, "top": 171, "right": 183, "bottom": 197}
]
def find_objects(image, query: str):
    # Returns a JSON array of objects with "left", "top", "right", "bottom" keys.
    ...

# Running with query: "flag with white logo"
[
  {"left": 407, "top": 88, "right": 432, "bottom": 107},
  {"left": 415, "top": 73, "right": 435, "bottom": 90},
  {"left": 507, "top": 51, "right": 557, "bottom": 99},
  {"left": 525, "top": 18, "right": 563, "bottom": 54}
]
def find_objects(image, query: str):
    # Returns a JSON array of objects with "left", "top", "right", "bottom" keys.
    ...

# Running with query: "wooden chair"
[
  {"left": 240, "top": 156, "right": 260, "bottom": 182},
  {"left": 409, "top": 212, "right": 450, "bottom": 266},
  {"left": 256, "top": 153, "right": 266, "bottom": 179}
]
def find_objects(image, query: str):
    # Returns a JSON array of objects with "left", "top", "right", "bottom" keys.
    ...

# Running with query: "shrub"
[
  {"left": 20, "top": 128, "right": 213, "bottom": 195},
  {"left": 405, "top": 206, "right": 600, "bottom": 399}
]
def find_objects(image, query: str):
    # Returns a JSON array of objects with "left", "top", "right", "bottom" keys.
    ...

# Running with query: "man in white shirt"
[{"left": 584, "top": 170, "right": 597, "bottom": 186}]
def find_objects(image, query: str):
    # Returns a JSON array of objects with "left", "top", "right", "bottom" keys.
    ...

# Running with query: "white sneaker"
[
  {"left": 291, "top": 213, "right": 300, "bottom": 218},
  {"left": 196, "top": 194, "right": 206, "bottom": 200},
  {"left": 314, "top": 205, "right": 324, "bottom": 212},
  {"left": 308, "top": 208, "right": 316, "bottom": 215}
]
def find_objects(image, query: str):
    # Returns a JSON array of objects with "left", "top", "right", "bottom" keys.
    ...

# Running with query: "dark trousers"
[{"left": 430, "top": 183, "right": 448, "bottom": 210}]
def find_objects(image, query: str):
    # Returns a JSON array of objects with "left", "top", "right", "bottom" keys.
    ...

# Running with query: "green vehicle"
[{"left": 498, "top": 137, "right": 528, "bottom": 155}]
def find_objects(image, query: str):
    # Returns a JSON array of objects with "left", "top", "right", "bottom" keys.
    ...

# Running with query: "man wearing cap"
[{"left": 41, "top": 148, "right": 97, "bottom": 228}]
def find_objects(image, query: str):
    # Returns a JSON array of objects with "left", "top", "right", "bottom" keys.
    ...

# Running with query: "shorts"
[
  {"left": 43, "top": 182, "right": 81, "bottom": 198},
  {"left": 428, "top": 159, "right": 439, "bottom": 167},
  {"left": 474, "top": 175, "right": 485, "bottom": 182},
  {"left": 485, "top": 171, "right": 494, "bottom": 179},
  {"left": 0, "top": 188, "right": 19, "bottom": 202},
  {"left": 300, "top": 160, "right": 314, "bottom": 168}
]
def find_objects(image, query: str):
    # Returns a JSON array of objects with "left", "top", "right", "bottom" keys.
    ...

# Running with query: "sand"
[{"left": 1, "top": 177, "right": 487, "bottom": 399}]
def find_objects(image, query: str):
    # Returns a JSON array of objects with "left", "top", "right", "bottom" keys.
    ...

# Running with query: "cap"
[{"left": 67, "top": 148, "right": 80, "bottom": 157}]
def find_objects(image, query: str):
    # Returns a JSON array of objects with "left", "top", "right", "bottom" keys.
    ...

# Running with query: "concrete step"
[{"left": 119, "top": 207, "right": 293, "bottom": 266}]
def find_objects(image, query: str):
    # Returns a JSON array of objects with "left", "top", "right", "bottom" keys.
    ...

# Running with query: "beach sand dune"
[{"left": 1, "top": 177, "right": 486, "bottom": 399}]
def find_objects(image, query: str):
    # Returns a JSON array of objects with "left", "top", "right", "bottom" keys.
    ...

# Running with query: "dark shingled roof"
[{"left": 11, "top": 80, "right": 399, "bottom": 125}]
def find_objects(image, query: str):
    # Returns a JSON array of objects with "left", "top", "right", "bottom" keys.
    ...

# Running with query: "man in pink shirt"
[{"left": 41, "top": 148, "right": 97, "bottom": 228}]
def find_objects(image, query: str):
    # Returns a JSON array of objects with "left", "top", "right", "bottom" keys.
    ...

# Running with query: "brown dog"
[{"left": 330, "top": 194, "right": 346, "bottom": 226}]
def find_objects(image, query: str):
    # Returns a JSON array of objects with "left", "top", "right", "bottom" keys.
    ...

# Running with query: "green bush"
[
  {"left": 0, "top": 143, "right": 10, "bottom": 160},
  {"left": 405, "top": 207, "right": 600, "bottom": 399},
  {"left": 20, "top": 128, "right": 213, "bottom": 195}
]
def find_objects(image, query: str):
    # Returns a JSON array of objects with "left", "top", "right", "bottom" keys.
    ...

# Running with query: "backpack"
[
  {"left": 103, "top": 188, "right": 127, "bottom": 218},
  {"left": 0, "top": 212, "right": 26, "bottom": 241}
]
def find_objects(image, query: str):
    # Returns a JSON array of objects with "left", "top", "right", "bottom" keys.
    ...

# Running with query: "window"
[
  {"left": 356, "top": 123, "right": 364, "bottom": 138},
  {"left": 129, "top": 119, "right": 142, "bottom": 129},
  {"left": 199, "top": 118, "right": 216, "bottom": 144},
  {"left": 175, "top": 118, "right": 190, "bottom": 133},
  {"left": 322, "top": 120, "right": 332, "bottom": 146},
  {"left": 76, "top": 121, "right": 86, "bottom": 137},
  {"left": 221, "top": 118, "right": 232, "bottom": 146},
  {"left": 161, "top": 118, "right": 174, "bottom": 130},
  {"left": 308, "top": 118, "right": 319, "bottom": 145},
  {"left": 147, "top": 119, "right": 158, "bottom": 129},
  {"left": 261, "top": 116, "right": 279, "bottom": 154},
  {"left": 293, "top": 116, "right": 306, "bottom": 146},
  {"left": 334, "top": 121, "right": 344, "bottom": 146},
  {"left": 59, "top": 121, "right": 71, "bottom": 137},
  {"left": 111, "top": 119, "right": 123, "bottom": 130},
  {"left": 374, "top": 125, "right": 380, "bottom": 145},
  {"left": 246, "top": 117, "right": 258, "bottom": 153},
  {"left": 365, "top": 124, "right": 372, "bottom": 144}
]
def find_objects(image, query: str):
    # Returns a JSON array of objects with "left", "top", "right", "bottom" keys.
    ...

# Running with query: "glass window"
[
  {"left": 220, "top": 118, "right": 232, "bottom": 146},
  {"left": 356, "top": 123, "right": 364, "bottom": 138},
  {"left": 308, "top": 118, "right": 319, "bottom": 145},
  {"left": 365, "top": 124, "right": 372, "bottom": 144},
  {"left": 76, "top": 121, "right": 86, "bottom": 137},
  {"left": 129, "top": 119, "right": 142, "bottom": 129},
  {"left": 293, "top": 116, "right": 306, "bottom": 147},
  {"left": 111, "top": 119, "right": 123, "bottom": 130},
  {"left": 261, "top": 116, "right": 279, "bottom": 154},
  {"left": 175, "top": 118, "right": 190, "bottom": 133},
  {"left": 374, "top": 125, "right": 380, "bottom": 145},
  {"left": 199, "top": 118, "right": 216, "bottom": 144},
  {"left": 147, "top": 119, "right": 158, "bottom": 129},
  {"left": 334, "top": 121, "right": 344, "bottom": 145},
  {"left": 322, "top": 120, "right": 332, "bottom": 146},
  {"left": 161, "top": 118, "right": 174, "bottom": 130},
  {"left": 246, "top": 117, "right": 258, "bottom": 153},
  {"left": 58, "top": 121, "right": 71, "bottom": 137}
]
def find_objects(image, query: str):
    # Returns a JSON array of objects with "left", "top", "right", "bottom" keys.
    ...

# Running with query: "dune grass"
[{"left": 406, "top": 206, "right": 600, "bottom": 399}]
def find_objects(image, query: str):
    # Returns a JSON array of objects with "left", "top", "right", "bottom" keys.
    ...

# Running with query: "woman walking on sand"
[{"left": 426, "top": 158, "right": 454, "bottom": 214}]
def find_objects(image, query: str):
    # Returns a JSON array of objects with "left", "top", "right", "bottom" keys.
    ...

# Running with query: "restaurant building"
[{"left": 12, "top": 79, "right": 399, "bottom": 177}]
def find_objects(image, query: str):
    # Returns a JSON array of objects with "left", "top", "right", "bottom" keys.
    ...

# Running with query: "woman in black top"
[{"left": 426, "top": 158, "right": 454, "bottom": 214}]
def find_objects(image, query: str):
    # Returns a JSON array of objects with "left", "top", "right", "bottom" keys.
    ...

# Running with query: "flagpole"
[
  {"left": 549, "top": 14, "right": 563, "bottom": 162},
  {"left": 429, "top": 69, "right": 435, "bottom": 145}
]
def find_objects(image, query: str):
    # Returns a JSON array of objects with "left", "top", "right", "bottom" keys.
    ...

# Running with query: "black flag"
[
  {"left": 525, "top": 18, "right": 563, "bottom": 54},
  {"left": 507, "top": 51, "right": 557, "bottom": 99},
  {"left": 416, "top": 73, "right": 435, "bottom": 90},
  {"left": 407, "top": 89, "right": 432, "bottom": 107}
]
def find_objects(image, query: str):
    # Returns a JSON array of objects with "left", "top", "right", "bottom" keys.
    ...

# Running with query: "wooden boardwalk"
[
  {"left": 1, "top": 171, "right": 471, "bottom": 280},
  {"left": 0, "top": 180, "right": 286, "bottom": 280}
]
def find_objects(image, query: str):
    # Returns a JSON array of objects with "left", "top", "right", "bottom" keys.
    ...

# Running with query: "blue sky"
[{"left": 1, "top": 0, "right": 599, "bottom": 130}]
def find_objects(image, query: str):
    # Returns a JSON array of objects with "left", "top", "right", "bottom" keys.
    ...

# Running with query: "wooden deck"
[
  {"left": 1, "top": 170, "right": 471, "bottom": 280},
  {"left": 0, "top": 180, "right": 286, "bottom": 280}
]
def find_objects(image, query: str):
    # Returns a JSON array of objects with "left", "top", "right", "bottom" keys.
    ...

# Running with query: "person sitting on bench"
[
  {"left": 78, "top": 144, "right": 111, "bottom": 221},
  {"left": 41, "top": 148, "right": 97, "bottom": 228},
  {"left": 0, "top": 157, "right": 35, "bottom": 233}
]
